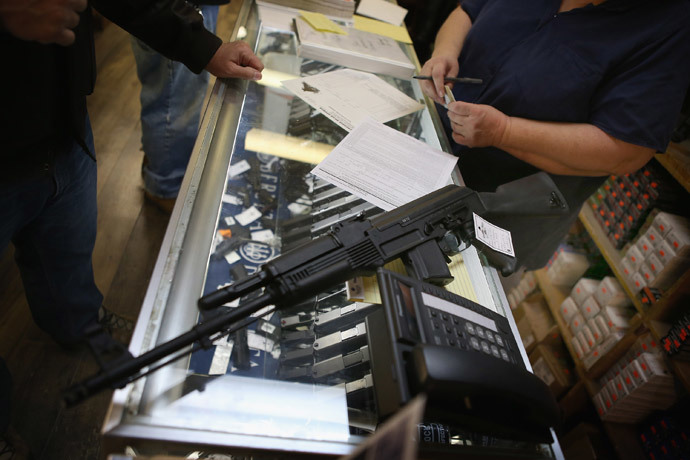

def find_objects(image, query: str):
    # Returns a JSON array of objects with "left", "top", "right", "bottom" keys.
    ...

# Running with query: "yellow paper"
[
  {"left": 353, "top": 14, "right": 412, "bottom": 44},
  {"left": 347, "top": 253, "right": 478, "bottom": 304},
  {"left": 299, "top": 11, "right": 347, "bottom": 35}
]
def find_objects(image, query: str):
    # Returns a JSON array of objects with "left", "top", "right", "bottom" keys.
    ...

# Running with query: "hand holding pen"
[{"left": 416, "top": 55, "right": 481, "bottom": 105}]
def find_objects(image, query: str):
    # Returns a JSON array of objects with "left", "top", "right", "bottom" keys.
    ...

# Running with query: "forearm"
[
  {"left": 431, "top": 6, "right": 472, "bottom": 60},
  {"left": 92, "top": 0, "right": 221, "bottom": 73},
  {"left": 499, "top": 117, "right": 655, "bottom": 176}
]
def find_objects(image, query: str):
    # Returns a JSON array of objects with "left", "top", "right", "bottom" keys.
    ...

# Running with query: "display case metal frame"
[{"left": 100, "top": 1, "right": 564, "bottom": 458}]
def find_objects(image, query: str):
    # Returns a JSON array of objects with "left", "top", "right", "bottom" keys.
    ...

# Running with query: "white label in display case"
[
  {"left": 235, "top": 206, "right": 262, "bottom": 226},
  {"left": 228, "top": 159, "right": 251, "bottom": 177}
]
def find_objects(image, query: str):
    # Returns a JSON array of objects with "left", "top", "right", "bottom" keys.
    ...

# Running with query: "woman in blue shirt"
[{"left": 419, "top": 0, "right": 690, "bottom": 269}]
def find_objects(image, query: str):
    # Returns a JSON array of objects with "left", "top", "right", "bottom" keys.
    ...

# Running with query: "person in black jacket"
[
  {"left": 0, "top": 0, "right": 263, "bottom": 454},
  {"left": 131, "top": 1, "right": 234, "bottom": 213}
]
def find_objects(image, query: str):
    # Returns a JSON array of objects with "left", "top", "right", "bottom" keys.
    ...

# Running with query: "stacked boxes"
[
  {"left": 513, "top": 293, "right": 557, "bottom": 352},
  {"left": 621, "top": 211, "right": 690, "bottom": 292},
  {"left": 587, "top": 162, "right": 689, "bottom": 250},
  {"left": 545, "top": 244, "right": 590, "bottom": 287},
  {"left": 558, "top": 277, "right": 634, "bottom": 369},
  {"left": 506, "top": 271, "right": 537, "bottom": 310},
  {"left": 594, "top": 334, "right": 676, "bottom": 423}
]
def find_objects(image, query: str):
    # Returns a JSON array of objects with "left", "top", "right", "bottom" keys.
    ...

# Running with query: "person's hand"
[
  {"left": 0, "top": 0, "right": 86, "bottom": 46},
  {"left": 418, "top": 55, "right": 459, "bottom": 104},
  {"left": 447, "top": 101, "right": 510, "bottom": 148},
  {"left": 206, "top": 41, "right": 264, "bottom": 80}
]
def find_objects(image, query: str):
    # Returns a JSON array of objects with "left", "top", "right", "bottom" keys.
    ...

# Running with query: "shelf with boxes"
[
  {"left": 578, "top": 158, "right": 690, "bottom": 396},
  {"left": 534, "top": 270, "right": 642, "bottom": 383},
  {"left": 522, "top": 149, "right": 690, "bottom": 459},
  {"left": 532, "top": 269, "right": 683, "bottom": 460},
  {"left": 582, "top": 159, "right": 690, "bottom": 316}
]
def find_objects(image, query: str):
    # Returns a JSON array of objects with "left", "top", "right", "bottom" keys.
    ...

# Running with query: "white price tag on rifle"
[{"left": 472, "top": 213, "right": 515, "bottom": 257}]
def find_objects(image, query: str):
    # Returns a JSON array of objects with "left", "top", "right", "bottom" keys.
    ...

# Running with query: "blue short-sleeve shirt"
[{"left": 444, "top": 0, "right": 690, "bottom": 268}]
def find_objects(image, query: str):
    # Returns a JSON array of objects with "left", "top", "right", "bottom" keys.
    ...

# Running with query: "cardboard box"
[
  {"left": 515, "top": 311, "right": 536, "bottom": 351},
  {"left": 529, "top": 344, "right": 575, "bottom": 398},
  {"left": 521, "top": 295, "right": 556, "bottom": 342}
]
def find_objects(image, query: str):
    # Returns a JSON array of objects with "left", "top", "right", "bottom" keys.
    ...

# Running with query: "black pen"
[{"left": 413, "top": 75, "right": 483, "bottom": 85}]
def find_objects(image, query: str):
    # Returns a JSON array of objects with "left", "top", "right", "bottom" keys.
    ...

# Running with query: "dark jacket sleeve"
[{"left": 91, "top": 0, "right": 222, "bottom": 73}]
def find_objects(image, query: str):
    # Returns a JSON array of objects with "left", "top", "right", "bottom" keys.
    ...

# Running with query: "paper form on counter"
[
  {"left": 311, "top": 117, "right": 458, "bottom": 211},
  {"left": 281, "top": 69, "right": 423, "bottom": 132}
]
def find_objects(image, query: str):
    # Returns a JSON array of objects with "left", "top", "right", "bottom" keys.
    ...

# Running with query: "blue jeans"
[
  {"left": 0, "top": 118, "right": 103, "bottom": 344},
  {"left": 1, "top": 118, "right": 103, "bottom": 432},
  {"left": 131, "top": 5, "right": 219, "bottom": 199}
]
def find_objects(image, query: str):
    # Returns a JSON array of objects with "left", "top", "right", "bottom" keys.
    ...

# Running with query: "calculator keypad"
[{"left": 426, "top": 306, "right": 513, "bottom": 364}]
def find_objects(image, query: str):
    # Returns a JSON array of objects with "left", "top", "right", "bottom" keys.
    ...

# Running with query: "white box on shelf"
[
  {"left": 665, "top": 227, "right": 690, "bottom": 252},
  {"left": 594, "top": 276, "right": 631, "bottom": 309},
  {"left": 645, "top": 226, "right": 663, "bottom": 248},
  {"left": 559, "top": 296, "right": 579, "bottom": 322},
  {"left": 576, "top": 330, "right": 590, "bottom": 355},
  {"left": 569, "top": 312, "right": 586, "bottom": 335},
  {"left": 582, "top": 324, "right": 597, "bottom": 348},
  {"left": 636, "top": 235, "right": 654, "bottom": 259},
  {"left": 583, "top": 345, "right": 602, "bottom": 369},
  {"left": 637, "top": 333, "right": 661, "bottom": 355},
  {"left": 599, "top": 331, "right": 624, "bottom": 356},
  {"left": 620, "top": 257, "right": 637, "bottom": 281},
  {"left": 656, "top": 240, "right": 677, "bottom": 265},
  {"left": 646, "top": 253, "right": 664, "bottom": 278},
  {"left": 639, "top": 262, "right": 656, "bottom": 285},
  {"left": 606, "top": 379, "right": 622, "bottom": 405},
  {"left": 581, "top": 295, "right": 601, "bottom": 319},
  {"left": 602, "top": 305, "right": 632, "bottom": 331},
  {"left": 594, "top": 314, "right": 611, "bottom": 339},
  {"left": 587, "top": 318, "right": 604, "bottom": 342},
  {"left": 653, "top": 211, "right": 690, "bottom": 237},
  {"left": 571, "top": 336, "right": 585, "bottom": 360},
  {"left": 613, "top": 374, "right": 630, "bottom": 399},
  {"left": 570, "top": 278, "right": 599, "bottom": 307},
  {"left": 630, "top": 272, "right": 647, "bottom": 291},
  {"left": 546, "top": 250, "right": 590, "bottom": 287},
  {"left": 624, "top": 245, "right": 644, "bottom": 270}
]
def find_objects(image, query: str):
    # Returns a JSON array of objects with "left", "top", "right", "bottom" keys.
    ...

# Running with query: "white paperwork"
[
  {"left": 311, "top": 117, "right": 458, "bottom": 211},
  {"left": 281, "top": 69, "right": 424, "bottom": 132},
  {"left": 355, "top": 0, "right": 407, "bottom": 26}
]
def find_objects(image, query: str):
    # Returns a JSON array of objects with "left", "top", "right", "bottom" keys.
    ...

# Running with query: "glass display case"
[{"left": 100, "top": 2, "right": 564, "bottom": 458}]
